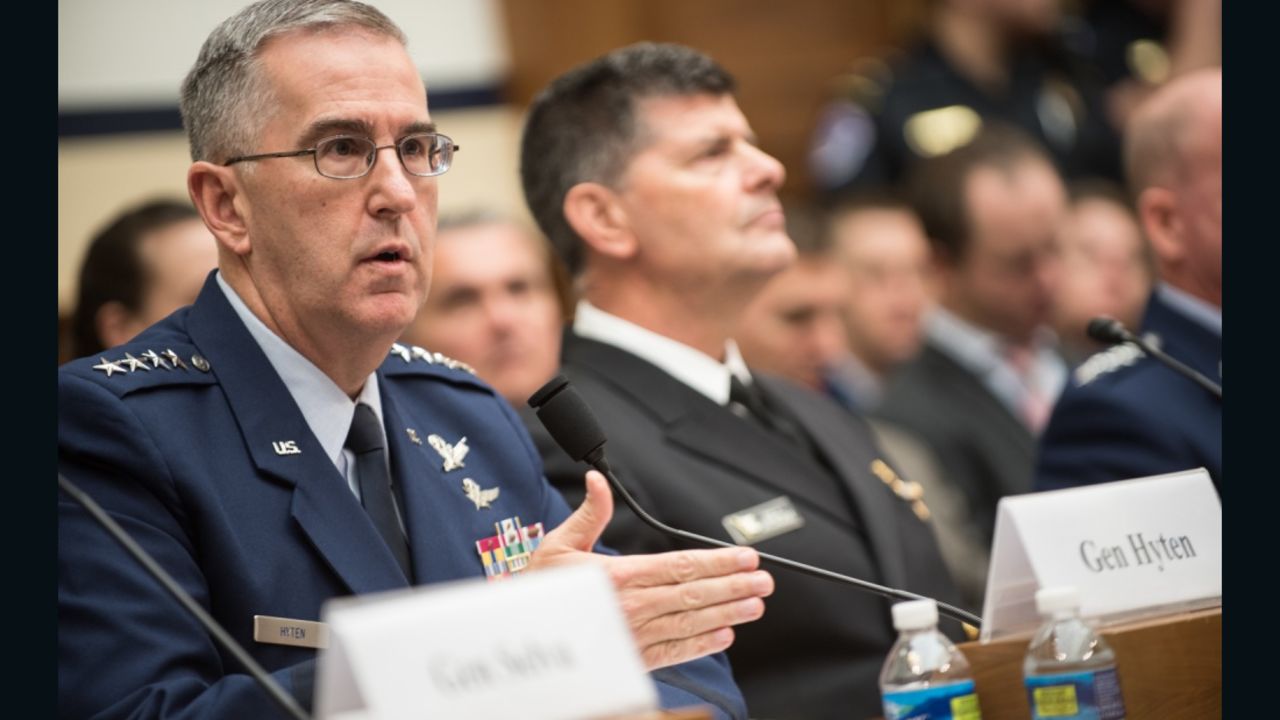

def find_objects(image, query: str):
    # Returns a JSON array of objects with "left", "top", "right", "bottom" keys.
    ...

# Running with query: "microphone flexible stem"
[
  {"left": 587, "top": 455, "right": 983, "bottom": 629},
  {"left": 1133, "top": 338, "right": 1222, "bottom": 399},
  {"left": 59, "top": 474, "right": 312, "bottom": 720}
]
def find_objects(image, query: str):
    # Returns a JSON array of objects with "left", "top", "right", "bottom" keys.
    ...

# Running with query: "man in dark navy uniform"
[
  {"left": 519, "top": 43, "right": 962, "bottom": 720},
  {"left": 57, "top": 3, "right": 772, "bottom": 717},
  {"left": 1034, "top": 68, "right": 1221, "bottom": 492},
  {"left": 810, "top": 0, "right": 1121, "bottom": 197}
]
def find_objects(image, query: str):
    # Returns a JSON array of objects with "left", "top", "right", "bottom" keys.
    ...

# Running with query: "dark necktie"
[
  {"left": 728, "top": 376, "right": 810, "bottom": 451},
  {"left": 345, "top": 403, "right": 412, "bottom": 581}
]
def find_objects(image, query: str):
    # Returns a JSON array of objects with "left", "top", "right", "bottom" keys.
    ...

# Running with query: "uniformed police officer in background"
[
  {"left": 57, "top": 2, "right": 771, "bottom": 717},
  {"left": 810, "top": 0, "right": 1121, "bottom": 198}
]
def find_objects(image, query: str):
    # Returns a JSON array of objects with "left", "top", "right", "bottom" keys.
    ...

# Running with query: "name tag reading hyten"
[
  {"left": 254, "top": 615, "right": 329, "bottom": 649},
  {"left": 980, "top": 468, "right": 1221, "bottom": 641},
  {"left": 315, "top": 564, "right": 657, "bottom": 720}
]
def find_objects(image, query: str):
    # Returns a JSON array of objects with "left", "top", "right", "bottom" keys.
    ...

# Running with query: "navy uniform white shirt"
[
  {"left": 531, "top": 299, "right": 962, "bottom": 720},
  {"left": 574, "top": 299, "right": 753, "bottom": 404}
]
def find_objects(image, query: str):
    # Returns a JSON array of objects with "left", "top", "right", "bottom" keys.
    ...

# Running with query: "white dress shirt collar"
[
  {"left": 573, "top": 300, "right": 752, "bottom": 405},
  {"left": 1157, "top": 283, "right": 1222, "bottom": 337},
  {"left": 216, "top": 271, "right": 384, "bottom": 474}
]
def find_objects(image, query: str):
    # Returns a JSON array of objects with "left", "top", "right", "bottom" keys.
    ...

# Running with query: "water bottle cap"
[
  {"left": 1035, "top": 586, "right": 1081, "bottom": 615},
  {"left": 891, "top": 598, "right": 938, "bottom": 630}
]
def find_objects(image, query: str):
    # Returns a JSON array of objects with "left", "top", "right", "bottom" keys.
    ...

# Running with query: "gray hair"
[{"left": 179, "top": 0, "right": 406, "bottom": 163}]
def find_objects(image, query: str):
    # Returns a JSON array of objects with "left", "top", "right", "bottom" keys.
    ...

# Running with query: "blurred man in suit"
[
  {"left": 1050, "top": 181, "right": 1153, "bottom": 367},
  {"left": 824, "top": 195, "right": 935, "bottom": 412},
  {"left": 68, "top": 198, "right": 217, "bottom": 359},
  {"left": 520, "top": 42, "right": 961, "bottom": 719},
  {"left": 1036, "top": 68, "right": 1221, "bottom": 491},
  {"left": 400, "top": 211, "right": 569, "bottom": 407},
  {"left": 734, "top": 205, "right": 850, "bottom": 394},
  {"left": 877, "top": 125, "right": 1069, "bottom": 551},
  {"left": 736, "top": 201, "right": 990, "bottom": 611},
  {"left": 58, "top": 3, "right": 771, "bottom": 717}
]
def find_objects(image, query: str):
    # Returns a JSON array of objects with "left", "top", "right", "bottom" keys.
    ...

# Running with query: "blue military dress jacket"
[
  {"left": 58, "top": 274, "right": 745, "bottom": 719},
  {"left": 1034, "top": 290, "right": 1222, "bottom": 492}
]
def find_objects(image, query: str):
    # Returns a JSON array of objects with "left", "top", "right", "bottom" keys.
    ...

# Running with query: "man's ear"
[
  {"left": 1137, "top": 186, "right": 1182, "bottom": 265},
  {"left": 563, "top": 182, "right": 637, "bottom": 262},
  {"left": 189, "top": 162, "right": 251, "bottom": 257}
]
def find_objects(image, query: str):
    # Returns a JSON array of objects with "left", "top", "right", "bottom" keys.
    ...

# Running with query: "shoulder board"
[
  {"left": 1073, "top": 333, "right": 1161, "bottom": 387},
  {"left": 380, "top": 342, "right": 484, "bottom": 384},
  {"left": 61, "top": 343, "right": 218, "bottom": 397}
]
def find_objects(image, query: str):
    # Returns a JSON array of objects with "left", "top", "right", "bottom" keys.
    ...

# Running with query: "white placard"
[
  {"left": 315, "top": 564, "right": 658, "bottom": 720},
  {"left": 980, "top": 468, "right": 1221, "bottom": 641}
]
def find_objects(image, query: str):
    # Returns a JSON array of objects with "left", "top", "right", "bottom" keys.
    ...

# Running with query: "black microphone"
[
  {"left": 528, "top": 375, "right": 982, "bottom": 628},
  {"left": 58, "top": 474, "right": 312, "bottom": 720},
  {"left": 1086, "top": 316, "right": 1222, "bottom": 399}
]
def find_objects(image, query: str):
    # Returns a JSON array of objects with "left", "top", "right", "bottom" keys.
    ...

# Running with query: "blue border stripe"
[{"left": 58, "top": 84, "right": 505, "bottom": 138}]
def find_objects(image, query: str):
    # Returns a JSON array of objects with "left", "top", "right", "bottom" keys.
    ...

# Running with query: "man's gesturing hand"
[{"left": 530, "top": 470, "right": 774, "bottom": 670}]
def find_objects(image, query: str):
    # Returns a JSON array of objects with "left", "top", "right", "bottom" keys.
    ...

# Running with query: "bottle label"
[
  {"left": 1025, "top": 668, "right": 1126, "bottom": 719},
  {"left": 882, "top": 679, "right": 982, "bottom": 720}
]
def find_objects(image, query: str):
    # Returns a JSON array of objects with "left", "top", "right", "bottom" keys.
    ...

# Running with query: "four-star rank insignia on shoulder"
[
  {"left": 387, "top": 343, "right": 476, "bottom": 374},
  {"left": 91, "top": 348, "right": 206, "bottom": 377},
  {"left": 475, "top": 516, "right": 545, "bottom": 581}
]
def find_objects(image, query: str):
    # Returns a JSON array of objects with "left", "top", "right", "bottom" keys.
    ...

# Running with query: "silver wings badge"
[
  {"left": 427, "top": 434, "right": 469, "bottom": 472},
  {"left": 461, "top": 477, "right": 500, "bottom": 510}
]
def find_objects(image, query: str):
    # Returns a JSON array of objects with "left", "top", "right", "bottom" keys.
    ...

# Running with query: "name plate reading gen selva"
[{"left": 316, "top": 564, "right": 657, "bottom": 720}]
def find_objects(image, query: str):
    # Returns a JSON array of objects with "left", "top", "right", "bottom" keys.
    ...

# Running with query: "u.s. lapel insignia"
[
  {"left": 406, "top": 428, "right": 423, "bottom": 445},
  {"left": 427, "top": 433, "right": 468, "bottom": 472},
  {"left": 870, "top": 459, "right": 931, "bottom": 521},
  {"left": 272, "top": 440, "right": 301, "bottom": 456},
  {"left": 461, "top": 477, "right": 500, "bottom": 510},
  {"left": 141, "top": 349, "right": 170, "bottom": 370},
  {"left": 121, "top": 352, "right": 151, "bottom": 372},
  {"left": 475, "top": 516, "right": 545, "bottom": 580},
  {"left": 92, "top": 357, "right": 128, "bottom": 377}
]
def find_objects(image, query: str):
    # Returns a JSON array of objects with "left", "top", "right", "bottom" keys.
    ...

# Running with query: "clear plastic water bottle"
[
  {"left": 879, "top": 598, "right": 983, "bottom": 720},
  {"left": 1023, "top": 586, "right": 1127, "bottom": 720}
]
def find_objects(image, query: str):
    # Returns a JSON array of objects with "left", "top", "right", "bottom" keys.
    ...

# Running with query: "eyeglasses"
[{"left": 223, "top": 132, "right": 459, "bottom": 179}]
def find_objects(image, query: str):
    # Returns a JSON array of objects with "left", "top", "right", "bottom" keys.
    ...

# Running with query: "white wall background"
[
  {"left": 58, "top": 1, "right": 528, "bottom": 312},
  {"left": 58, "top": 0, "right": 509, "bottom": 108}
]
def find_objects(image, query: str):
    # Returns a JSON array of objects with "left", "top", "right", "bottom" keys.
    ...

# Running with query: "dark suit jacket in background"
[
  {"left": 875, "top": 341, "right": 1035, "bottom": 549},
  {"left": 1034, "top": 291, "right": 1222, "bottom": 492},
  {"left": 527, "top": 332, "right": 961, "bottom": 720},
  {"left": 58, "top": 276, "right": 746, "bottom": 719}
]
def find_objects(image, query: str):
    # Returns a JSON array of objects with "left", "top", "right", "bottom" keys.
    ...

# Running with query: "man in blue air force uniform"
[
  {"left": 58, "top": 2, "right": 772, "bottom": 717},
  {"left": 1035, "top": 68, "right": 1221, "bottom": 492}
]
